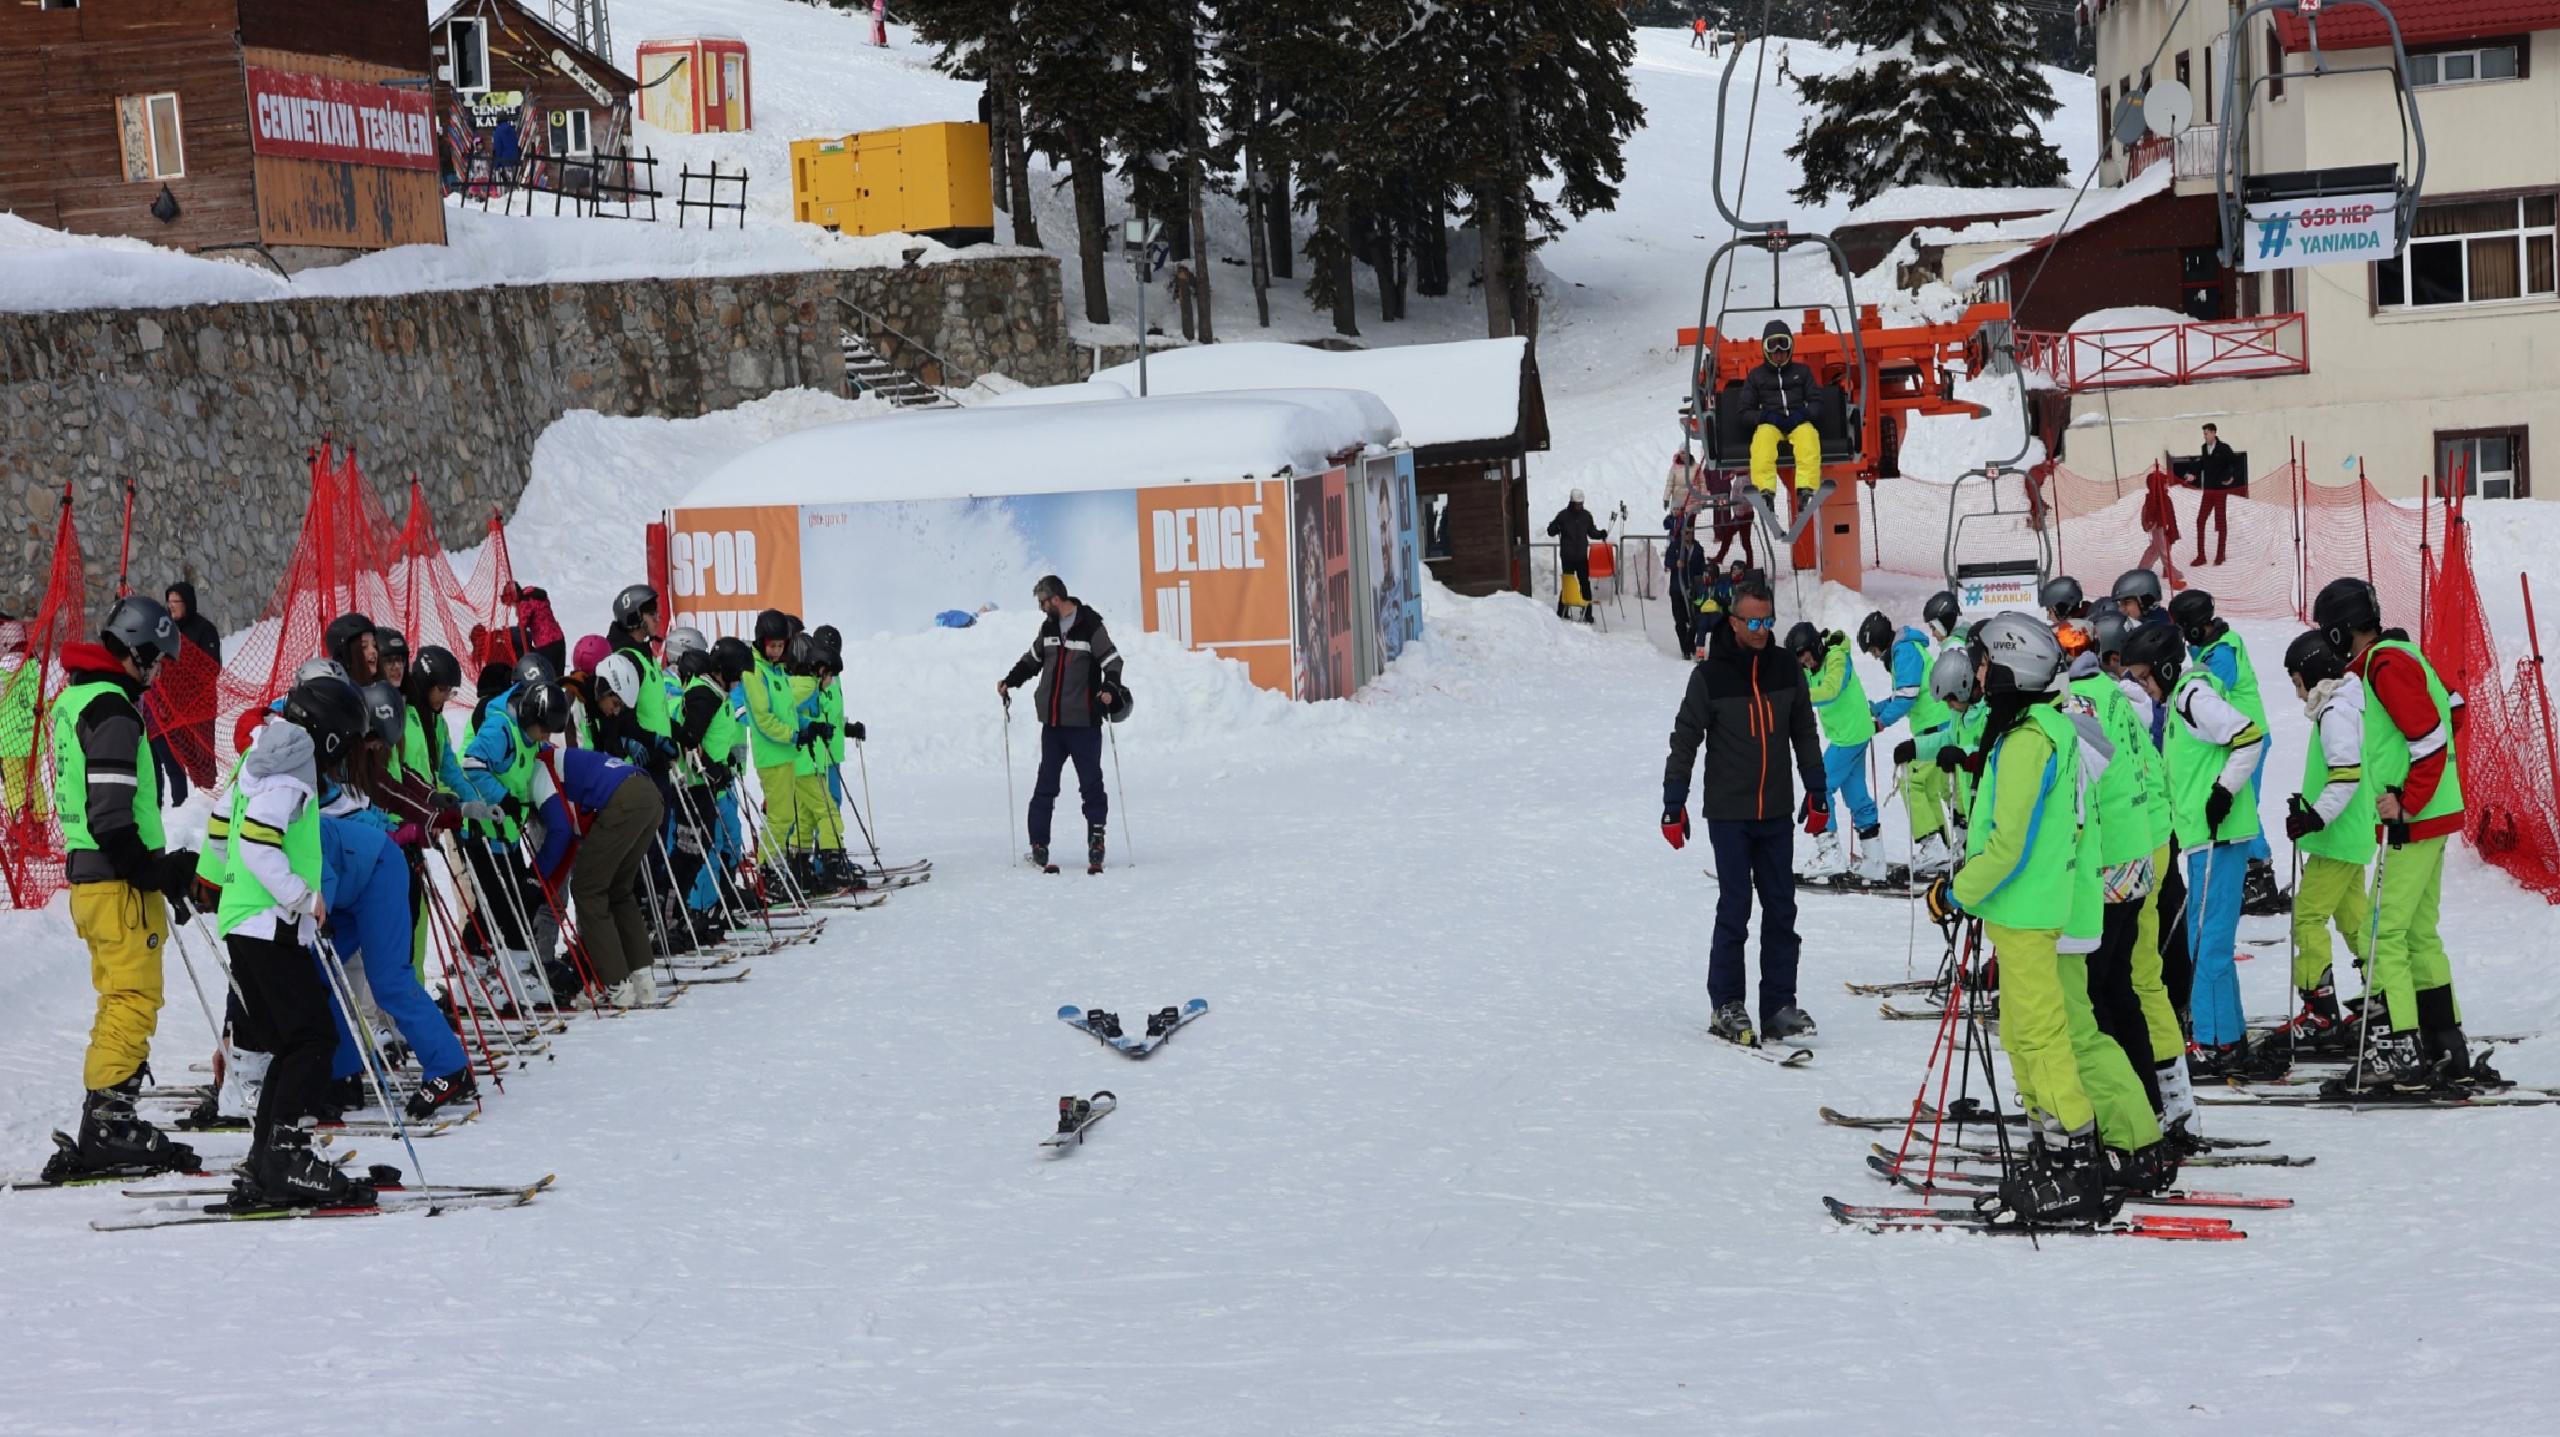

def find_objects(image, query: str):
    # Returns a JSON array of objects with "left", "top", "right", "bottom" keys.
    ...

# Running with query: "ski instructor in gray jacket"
[
  {"left": 1659, "top": 577, "right": 1828, "bottom": 1048},
  {"left": 998, "top": 575, "right": 1125, "bottom": 871}
]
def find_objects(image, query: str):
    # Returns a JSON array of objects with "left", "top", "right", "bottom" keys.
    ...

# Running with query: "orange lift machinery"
[{"left": 1677, "top": 299, "right": 2013, "bottom": 589}]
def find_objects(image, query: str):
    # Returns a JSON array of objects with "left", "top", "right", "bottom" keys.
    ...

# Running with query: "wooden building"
[
  {"left": 1409, "top": 348, "right": 1549, "bottom": 598},
  {"left": 430, "top": 0, "right": 636, "bottom": 183},
  {"left": 0, "top": 0, "right": 445, "bottom": 262}
]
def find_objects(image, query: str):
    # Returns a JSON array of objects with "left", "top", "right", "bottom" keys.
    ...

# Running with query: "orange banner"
[
  {"left": 666, "top": 505, "right": 803, "bottom": 640},
  {"left": 1136, "top": 480, "right": 1293, "bottom": 694}
]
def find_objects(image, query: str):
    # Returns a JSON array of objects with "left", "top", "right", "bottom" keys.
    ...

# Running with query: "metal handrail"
[{"left": 835, "top": 296, "right": 970, "bottom": 395}]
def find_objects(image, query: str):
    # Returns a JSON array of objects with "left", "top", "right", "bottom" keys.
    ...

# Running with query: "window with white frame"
[
  {"left": 447, "top": 17, "right": 490, "bottom": 94},
  {"left": 2409, "top": 43, "right": 2522, "bottom": 89},
  {"left": 553, "top": 108, "right": 592, "bottom": 157},
  {"left": 2435, "top": 430, "right": 2528, "bottom": 501},
  {"left": 2376, "top": 195, "right": 2558, "bottom": 308},
  {"left": 115, "top": 93, "right": 183, "bottom": 181}
]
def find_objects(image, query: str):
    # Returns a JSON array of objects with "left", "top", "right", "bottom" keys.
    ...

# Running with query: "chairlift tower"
[{"left": 552, "top": 0, "right": 611, "bottom": 66}]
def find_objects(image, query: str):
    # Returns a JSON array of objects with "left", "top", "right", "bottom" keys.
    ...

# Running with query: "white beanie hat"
[{"left": 1570, "top": 488, "right": 1586, "bottom": 504}]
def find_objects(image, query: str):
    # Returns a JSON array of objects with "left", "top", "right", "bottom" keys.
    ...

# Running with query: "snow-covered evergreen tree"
[{"left": 1787, "top": 1, "right": 2066, "bottom": 207}]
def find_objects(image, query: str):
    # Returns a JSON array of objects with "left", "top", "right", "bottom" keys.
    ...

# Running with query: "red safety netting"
[
  {"left": 147, "top": 440, "right": 516, "bottom": 793},
  {"left": 8, "top": 442, "right": 515, "bottom": 908},
  {"left": 1865, "top": 445, "right": 2560, "bottom": 901},
  {"left": 0, "top": 491, "right": 88, "bottom": 910}
]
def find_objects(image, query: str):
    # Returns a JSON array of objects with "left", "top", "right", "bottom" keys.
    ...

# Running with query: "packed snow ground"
[{"left": 8, "top": 583, "right": 2560, "bottom": 1433}]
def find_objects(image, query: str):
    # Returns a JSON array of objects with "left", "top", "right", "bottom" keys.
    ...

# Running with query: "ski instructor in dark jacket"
[
  {"left": 998, "top": 575, "right": 1125, "bottom": 872},
  {"left": 1659, "top": 577, "right": 1828, "bottom": 1047}
]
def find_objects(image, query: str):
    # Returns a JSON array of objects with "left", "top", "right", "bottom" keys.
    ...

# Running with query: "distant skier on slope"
[
  {"left": 1660, "top": 577, "right": 1826, "bottom": 1047},
  {"left": 1546, "top": 490, "right": 1607, "bottom": 623},
  {"left": 999, "top": 576, "right": 1124, "bottom": 874}
]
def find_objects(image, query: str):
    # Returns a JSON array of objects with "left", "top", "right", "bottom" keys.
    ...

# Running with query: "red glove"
[
  {"left": 1660, "top": 808, "right": 1690, "bottom": 850},
  {"left": 1801, "top": 794, "right": 1830, "bottom": 836},
  {"left": 391, "top": 822, "right": 426, "bottom": 849}
]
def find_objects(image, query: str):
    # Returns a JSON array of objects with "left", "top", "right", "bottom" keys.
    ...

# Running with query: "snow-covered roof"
[
  {"left": 1842, "top": 185, "right": 2078, "bottom": 228},
  {"left": 1091, "top": 338, "right": 1531, "bottom": 449},
  {"left": 1946, "top": 167, "right": 2176, "bottom": 286},
  {"left": 676, "top": 389, "right": 1402, "bottom": 509}
]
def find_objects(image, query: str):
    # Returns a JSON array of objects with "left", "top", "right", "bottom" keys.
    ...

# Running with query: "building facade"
[{"left": 2070, "top": 0, "right": 2558, "bottom": 499}]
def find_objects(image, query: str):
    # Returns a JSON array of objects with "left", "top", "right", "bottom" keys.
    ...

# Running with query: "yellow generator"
[{"left": 791, "top": 122, "right": 993, "bottom": 245}]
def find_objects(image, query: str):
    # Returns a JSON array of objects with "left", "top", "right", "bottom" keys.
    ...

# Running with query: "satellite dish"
[
  {"left": 2112, "top": 93, "right": 2151, "bottom": 149},
  {"left": 2145, "top": 79, "right": 2195, "bottom": 138}
]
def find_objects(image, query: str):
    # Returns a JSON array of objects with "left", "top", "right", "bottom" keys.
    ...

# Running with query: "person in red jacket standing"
[
  {"left": 2135, "top": 461, "right": 2184, "bottom": 588},
  {"left": 504, "top": 583, "right": 568, "bottom": 675}
]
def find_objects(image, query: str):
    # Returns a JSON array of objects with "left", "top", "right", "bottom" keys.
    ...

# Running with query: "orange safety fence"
[{"left": 5, "top": 441, "right": 516, "bottom": 910}]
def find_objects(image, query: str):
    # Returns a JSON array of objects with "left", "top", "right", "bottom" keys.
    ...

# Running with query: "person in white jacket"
[{"left": 215, "top": 676, "right": 374, "bottom": 1209}]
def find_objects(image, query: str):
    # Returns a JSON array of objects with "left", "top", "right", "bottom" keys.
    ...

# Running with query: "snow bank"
[
  {"left": 1892, "top": 370, "right": 2043, "bottom": 484},
  {"left": 679, "top": 390, "right": 1402, "bottom": 508},
  {"left": 2070, "top": 304, "right": 2191, "bottom": 332},
  {"left": 1092, "top": 339, "right": 1530, "bottom": 449},
  {"left": 1843, "top": 184, "right": 2077, "bottom": 227}
]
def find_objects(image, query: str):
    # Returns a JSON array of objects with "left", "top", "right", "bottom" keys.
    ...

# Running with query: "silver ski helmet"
[
  {"left": 1927, "top": 645, "right": 1979, "bottom": 706},
  {"left": 1971, "top": 612, "right": 2065, "bottom": 696}
]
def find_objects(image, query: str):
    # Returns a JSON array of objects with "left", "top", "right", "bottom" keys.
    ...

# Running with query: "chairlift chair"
[
  {"left": 1686, "top": 36, "right": 1870, "bottom": 559},
  {"left": 2215, "top": 0, "right": 2427, "bottom": 268},
  {"left": 1940, "top": 466, "right": 2055, "bottom": 606}
]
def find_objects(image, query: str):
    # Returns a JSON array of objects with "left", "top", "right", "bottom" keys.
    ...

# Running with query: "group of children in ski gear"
[
  {"left": 1811, "top": 565, "right": 2498, "bottom": 1226},
  {"left": 36, "top": 580, "right": 896, "bottom": 1211}
]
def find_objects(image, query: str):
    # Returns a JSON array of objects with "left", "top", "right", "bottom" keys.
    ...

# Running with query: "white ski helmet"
[
  {"left": 594, "top": 652, "right": 642, "bottom": 711},
  {"left": 1569, "top": 488, "right": 1586, "bottom": 504},
  {"left": 1972, "top": 612, "right": 2066, "bottom": 696}
]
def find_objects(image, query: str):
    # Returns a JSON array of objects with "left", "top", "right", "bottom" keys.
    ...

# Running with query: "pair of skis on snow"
[
  {"left": 93, "top": 1174, "right": 558, "bottom": 1231},
  {"left": 1057, "top": 1000, "right": 1209, "bottom": 1060}
]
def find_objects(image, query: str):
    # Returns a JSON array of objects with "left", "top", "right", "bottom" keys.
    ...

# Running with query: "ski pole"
[
  {"left": 2285, "top": 833, "right": 2305, "bottom": 1066},
  {"left": 2350, "top": 842, "right": 2391, "bottom": 1099},
  {"left": 854, "top": 738, "right": 884, "bottom": 869},
  {"left": 1001, "top": 692, "right": 1019, "bottom": 864},
  {"left": 1106, "top": 720, "right": 1134, "bottom": 868},
  {"left": 169, "top": 905, "right": 227, "bottom": 1051},
  {"left": 839, "top": 762, "right": 885, "bottom": 872},
  {"left": 313, "top": 931, "right": 431, "bottom": 1194}
]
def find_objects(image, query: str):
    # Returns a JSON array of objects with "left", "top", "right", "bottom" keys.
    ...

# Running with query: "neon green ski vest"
[
  {"left": 2166, "top": 669, "right": 2262, "bottom": 849},
  {"left": 1960, "top": 703, "right": 2080, "bottom": 933},
  {"left": 2361, "top": 638, "right": 2463, "bottom": 825},
  {"left": 743, "top": 658, "right": 798, "bottom": 770},
  {"left": 1808, "top": 644, "right": 1876, "bottom": 748},
  {"left": 818, "top": 680, "right": 847, "bottom": 766},
  {"left": 2298, "top": 694, "right": 2377, "bottom": 865},
  {"left": 216, "top": 782, "right": 320, "bottom": 936},
  {"left": 52, "top": 680, "right": 163, "bottom": 857},
  {"left": 788, "top": 675, "right": 822, "bottom": 777},
  {"left": 2070, "top": 675, "right": 2157, "bottom": 868},
  {"left": 689, "top": 675, "right": 744, "bottom": 768}
]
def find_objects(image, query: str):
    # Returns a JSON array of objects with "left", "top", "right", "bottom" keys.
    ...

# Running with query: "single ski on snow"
[
  {"left": 1710, "top": 1031, "right": 1813, "bottom": 1067},
  {"left": 1824, "top": 1196, "right": 2246, "bottom": 1241},
  {"left": 1816, "top": 1105, "right": 2274, "bottom": 1150},
  {"left": 1058, "top": 1004, "right": 1140, "bottom": 1056},
  {"left": 92, "top": 1175, "right": 555, "bottom": 1232},
  {"left": 1842, "top": 978, "right": 1944, "bottom": 997},
  {"left": 1040, "top": 1091, "right": 1116, "bottom": 1152},
  {"left": 1865, "top": 1154, "right": 2295, "bottom": 1210},
  {"left": 1869, "top": 1139, "right": 2313, "bottom": 1170}
]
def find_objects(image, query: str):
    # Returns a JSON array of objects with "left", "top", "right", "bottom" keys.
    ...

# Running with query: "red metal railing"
[{"left": 2016, "top": 312, "right": 2308, "bottom": 392}]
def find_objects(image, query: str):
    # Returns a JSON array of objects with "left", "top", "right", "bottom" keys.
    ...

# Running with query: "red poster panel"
[
  {"left": 1136, "top": 480, "right": 1292, "bottom": 694},
  {"left": 1290, "top": 468, "right": 1355, "bottom": 702},
  {"left": 244, "top": 67, "right": 438, "bottom": 172}
]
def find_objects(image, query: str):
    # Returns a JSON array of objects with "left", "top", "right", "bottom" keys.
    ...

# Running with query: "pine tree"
[{"left": 1788, "top": 1, "right": 2065, "bottom": 208}]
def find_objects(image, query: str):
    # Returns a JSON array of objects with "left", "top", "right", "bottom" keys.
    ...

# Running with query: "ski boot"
[
  {"left": 406, "top": 1066, "right": 478, "bottom": 1121},
  {"left": 2319, "top": 1029, "right": 2436, "bottom": 1097},
  {"left": 1031, "top": 844, "right": 1056, "bottom": 874},
  {"left": 825, "top": 849, "right": 870, "bottom": 891},
  {"left": 2228, "top": 1029, "right": 2295, "bottom": 1082},
  {"left": 2416, "top": 986, "right": 2503, "bottom": 1088},
  {"left": 2102, "top": 1140, "right": 2181, "bottom": 1195},
  {"left": 1909, "top": 831, "right": 1955, "bottom": 878},
  {"left": 1764, "top": 1005, "right": 1818, "bottom": 1042},
  {"left": 39, "top": 1072, "right": 201, "bottom": 1182},
  {"left": 2240, "top": 858, "right": 2290, "bottom": 916},
  {"left": 1087, "top": 822, "right": 1107, "bottom": 876},
  {"left": 2184, "top": 1039, "right": 2249, "bottom": 1083},
  {"left": 232, "top": 1122, "right": 376, "bottom": 1211},
  {"left": 1992, "top": 1124, "right": 2117, "bottom": 1227},
  {"left": 321, "top": 1073, "right": 369, "bottom": 1120},
  {"left": 1848, "top": 826, "right": 1889, "bottom": 884},
  {"left": 608, "top": 970, "right": 660, "bottom": 1009},
  {"left": 1707, "top": 1002, "right": 1757, "bottom": 1047},
  {"left": 1801, "top": 831, "right": 1846, "bottom": 880}
]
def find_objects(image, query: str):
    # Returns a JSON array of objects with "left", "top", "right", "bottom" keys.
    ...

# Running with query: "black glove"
[
  {"left": 704, "top": 760, "right": 733, "bottom": 789},
  {"left": 794, "top": 723, "right": 817, "bottom": 747},
  {"left": 153, "top": 849, "right": 198, "bottom": 920},
  {"left": 1935, "top": 746, "right": 1964, "bottom": 774},
  {"left": 2283, "top": 795, "right": 2324, "bottom": 842},
  {"left": 2204, "top": 785, "right": 2234, "bottom": 833},
  {"left": 845, "top": 720, "right": 866, "bottom": 744},
  {"left": 2383, "top": 816, "right": 2412, "bottom": 849},
  {"left": 1891, "top": 739, "right": 1917, "bottom": 767}
]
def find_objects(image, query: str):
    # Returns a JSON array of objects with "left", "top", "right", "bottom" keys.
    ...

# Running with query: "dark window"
[
  {"left": 2379, "top": 194, "right": 2559, "bottom": 309},
  {"left": 2099, "top": 85, "right": 2113, "bottom": 155},
  {"left": 2266, "top": 26, "right": 2285, "bottom": 101},
  {"left": 2435, "top": 429, "right": 2529, "bottom": 500}
]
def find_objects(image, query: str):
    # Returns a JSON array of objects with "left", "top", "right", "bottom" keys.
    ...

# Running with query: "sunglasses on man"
[{"left": 1734, "top": 615, "right": 1775, "bottom": 632}]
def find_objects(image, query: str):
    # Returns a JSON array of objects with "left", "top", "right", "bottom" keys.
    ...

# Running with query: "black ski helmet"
[
  {"left": 674, "top": 645, "right": 715, "bottom": 683},
  {"left": 611, "top": 583, "right": 660, "bottom": 630},
  {"left": 2111, "top": 568, "right": 2164, "bottom": 612},
  {"left": 282, "top": 675, "right": 367, "bottom": 769},
  {"left": 2090, "top": 609, "right": 2133, "bottom": 659},
  {"left": 710, "top": 636, "right": 754, "bottom": 685},
  {"left": 812, "top": 624, "right": 841, "bottom": 653},
  {"left": 510, "top": 679, "right": 571, "bottom": 736},
  {"left": 1760, "top": 318, "right": 1793, "bottom": 360},
  {"left": 753, "top": 609, "right": 791, "bottom": 646},
  {"left": 1782, "top": 621, "right": 1824, "bottom": 661},
  {"left": 2311, "top": 576, "right": 2382, "bottom": 654},
  {"left": 359, "top": 681, "right": 406, "bottom": 749},
  {"left": 2167, "top": 589, "right": 2218, "bottom": 646},
  {"left": 1856, "top": 610, "right": 1896, "bottom": 658},
  {"left": 408, "top": 644, "right": 461, "bottom": 701},
  {"left": 784, "top": 631, "right": 818, "bottom": 672},
  {"left": 2120, "top": 622, "right": 2186, "bottom": 690},
  {"left": 513, "top": 649, "right": 562, "bottom": 692},
  {"left": 99, "top": 595, "right": 180, "bottom": 663},
  {"left": 374, "top": 627, "right": 410, "bottom": 668},
  {"left": 323, "top": 611, "right": 376, "bottom": 663},
  {"left": 1103, "top": 680, "right": 1134, "bottom": 724},
  {"left": 2038, "top": 575, "right": 2086, "bottom": 617},
  {"left": 2284, "top": 630, "right": 2347, "bottom": 686},
  {"left": 1921, "top": 591, "right": 1962, "bottom": 637}
]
